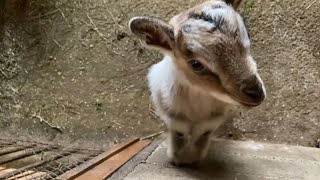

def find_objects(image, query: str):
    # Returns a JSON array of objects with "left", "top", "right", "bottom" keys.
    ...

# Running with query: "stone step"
[{"left": 113, "top": 138, "right": 320, "bottom": 180}]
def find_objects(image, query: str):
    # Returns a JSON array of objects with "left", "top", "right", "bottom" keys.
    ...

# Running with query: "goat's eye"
[
  {"left": 189, "top": 60, "right": 204, "bottom": 71},
  {"left": 174, "top": 132, "right": 184, "bottom": 139},
  {"left": 201, "top": 130, "right": 212, "bottom": 137}
]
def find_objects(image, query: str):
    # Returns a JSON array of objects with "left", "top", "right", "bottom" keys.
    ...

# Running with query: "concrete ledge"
[
  {"left": 109, "top": 138, "right": 164, "bottom": 180},
  {"left": 121, "top": 139, "right": 320, "bottom": 180}
]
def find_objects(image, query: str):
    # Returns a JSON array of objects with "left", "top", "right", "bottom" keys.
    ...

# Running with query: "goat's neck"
[{"left": 165, "top": 55, "right": 228, "bottom": 121}]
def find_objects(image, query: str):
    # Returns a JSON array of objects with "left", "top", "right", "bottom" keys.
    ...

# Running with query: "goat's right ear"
[
  {"left": 224, "top": 0, "right": 244, "bottom": 10},
  {"left": 129, "top": 17, "right": 175, "bottom": 53}
]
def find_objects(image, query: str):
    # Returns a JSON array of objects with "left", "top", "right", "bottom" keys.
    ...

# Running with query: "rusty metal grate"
[{"left": 0, "top": 138, "right": 103, "bottom": 179}]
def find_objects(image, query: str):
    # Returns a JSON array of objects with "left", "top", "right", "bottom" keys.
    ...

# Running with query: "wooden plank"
[
  {"left": 0, "top": 147, "right": 53, "bottom": 165},
  {"left": 0, "top": 151, "right": 74, "bottom": 180},
  {"left": 16, "top": 171, "right": 47, "bottom": 180},
  {"left": 0, "top": 144, "right": 36, "bottom": 156},
  {"left": 0, "top": 142, "right": 15, "bottom": 148},
  {"left": 75, "top": 139, "right": 151, "bottom": 180},
  {"left": 0, "top": 167, "right": 46, "bottom": 179},
  {"left": 0, "top": 168, "right": 16, "bottom": 175},
  {"left": 8, "top": 171, "right": 36, "bottom": 180},
  {"left": 57, "top": 137, "right": 140, "bottom": 180}
]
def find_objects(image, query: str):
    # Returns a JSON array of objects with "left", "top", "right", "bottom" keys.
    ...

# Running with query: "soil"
[{"left": 0, "top": 0, "right": 319, "bottom": 149}]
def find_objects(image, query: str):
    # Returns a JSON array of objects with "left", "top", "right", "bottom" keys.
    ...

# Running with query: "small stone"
[{"left": 116, "top": 32, "right": 128, "bottom": 41}]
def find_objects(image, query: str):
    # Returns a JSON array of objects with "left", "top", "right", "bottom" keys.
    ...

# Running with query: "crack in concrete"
[{"left": 109, "top": 138, "right": 165, "bottom": 180}]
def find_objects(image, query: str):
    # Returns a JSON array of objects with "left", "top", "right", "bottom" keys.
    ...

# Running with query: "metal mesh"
[{"left": 0, "top": 138, "right": 103, "bottom": 179}]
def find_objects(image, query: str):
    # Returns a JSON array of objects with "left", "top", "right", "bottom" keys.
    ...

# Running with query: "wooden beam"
[
  {"left": 57, "top": 137, "right": 140, "bottom": 180},
  {"left": 0, "top": 167, "right": 46, "bottom": 180},
  {"left": 0, "top": 168, "right": 15, "bottom": 175},
  {"left": 0, "top": 144, "right": 36, "bottom": 156},
  {"left": 74, "top": 139, "right": 151, "bottom": 180},
  {"left": 0, "top": 147, "right": 54, "bottom": 165},
  {"left": 0, "top": 150, "right": 76, "bottom": 179}
]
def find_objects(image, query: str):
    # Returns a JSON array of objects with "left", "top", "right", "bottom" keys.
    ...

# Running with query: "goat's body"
[
  {"left": 130, "top": 0, "right": 266, "bottom": 165},
  {"left": 148, "top": 55, "right": 229, "bottom": 163},
  {"left": 148, "top": 55, "right": 228, "bottom": 128}
]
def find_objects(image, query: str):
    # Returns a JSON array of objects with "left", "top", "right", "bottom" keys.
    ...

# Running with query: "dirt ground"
[{"left": 0, "top": 0, "right": 319, "bottom": 149}]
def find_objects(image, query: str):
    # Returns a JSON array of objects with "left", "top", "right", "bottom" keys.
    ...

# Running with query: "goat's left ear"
[{"left": 129, "top": 17, "right": 175, "bottom": 53}]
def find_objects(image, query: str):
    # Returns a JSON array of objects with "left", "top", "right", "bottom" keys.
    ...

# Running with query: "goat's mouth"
[
  {"left": 229, "top": 94, "right": 264, "bottom": 107},
  {"left": 239, "top": 101, "right": 262, "bottom": 107},
  {"left": 227, "top": 88, "right": 265, "bottom": 107}
]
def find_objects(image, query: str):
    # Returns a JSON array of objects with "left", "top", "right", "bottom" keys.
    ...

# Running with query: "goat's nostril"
[
  {"left": 240, "top": 75, "right": 265, "bottom": 102},
  {"left": 241, "top": 83, "right": 264, "bottom": 100}
]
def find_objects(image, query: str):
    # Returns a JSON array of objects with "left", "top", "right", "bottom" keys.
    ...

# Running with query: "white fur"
[
  {"left": 147, "top": 55, "right": 181, "bottom": 125},
  {"left": 147, "top": 55, "right": 231, "bottom": 126},
  {"left": 247, "top": 56, "right": 266, "bottom": 99},
  {"left": 236, "top": 14, "right": 251, "bottom": 48}
]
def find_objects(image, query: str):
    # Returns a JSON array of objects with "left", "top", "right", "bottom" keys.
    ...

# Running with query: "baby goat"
[{"left": 129, "top": 0, "right": 266, "bottom": 166}]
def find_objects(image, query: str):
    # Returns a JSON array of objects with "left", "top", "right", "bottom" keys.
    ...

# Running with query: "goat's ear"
[
  {"left": 224, "top": 0, "right": 244, "bottom": 10},
  {"left": 129, "top": 17, "right": 175, "bottom": 53}
]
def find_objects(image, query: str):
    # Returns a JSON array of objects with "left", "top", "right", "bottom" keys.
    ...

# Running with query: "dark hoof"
[{"left": 170, "top": 160, "right": 200, "bottom": 168}]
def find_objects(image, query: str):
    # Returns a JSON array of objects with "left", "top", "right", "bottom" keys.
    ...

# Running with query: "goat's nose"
[
  {"left": 242, "top": 83, "right": 264, "bottom": 100},
  {"left": 241, "top": 75, "right": 265, "bottom": 102}
]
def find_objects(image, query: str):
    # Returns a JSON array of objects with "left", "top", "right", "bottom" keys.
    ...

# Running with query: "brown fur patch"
[
  {"left": 130, "top": 17, "right": 174, "bottom": 51},
  {"left": 224, "top": 0, "right": 244, "bottom": 10}
]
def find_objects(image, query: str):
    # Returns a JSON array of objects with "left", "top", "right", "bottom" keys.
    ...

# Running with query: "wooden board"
[
  {"left": 1, "top": 137, "right": 152, "bottom": 180},
  {"left": 56, "top": 138, "right": 151, "bottom": 180},
  {"left": 75, "top": 139, "right": 151, "bottom": 180},
  {"left": 10, "top": 171, "right": 46, "bottom": 180},
  {"left": 0, "top": 167, "right": 45, "bottom": 179},
  {"left": 0, "top": 167, "right": 16, "bottom": 175}
]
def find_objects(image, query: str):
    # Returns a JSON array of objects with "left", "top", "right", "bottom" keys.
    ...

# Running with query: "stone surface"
[
  {"left": 109, "top": 138, "right": 163, "bottom": 180},
  {"left": 117, "top": 139, "right": 320, "bottom": 180}
]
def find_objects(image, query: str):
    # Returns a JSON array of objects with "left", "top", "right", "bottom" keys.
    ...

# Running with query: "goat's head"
[{"left": 129, "top": 0, "right": 266, "bottom": 107}]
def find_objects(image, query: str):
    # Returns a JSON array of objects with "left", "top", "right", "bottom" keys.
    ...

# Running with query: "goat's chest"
[
  {"left": 148, "top": 57, "right": 227, "bottom": 122},
  {"left": 152, "top": 82, "right": 227, "bottom": 122},
  {"left": 169, "top": 85, "right": 226, "bottom": 121}
]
